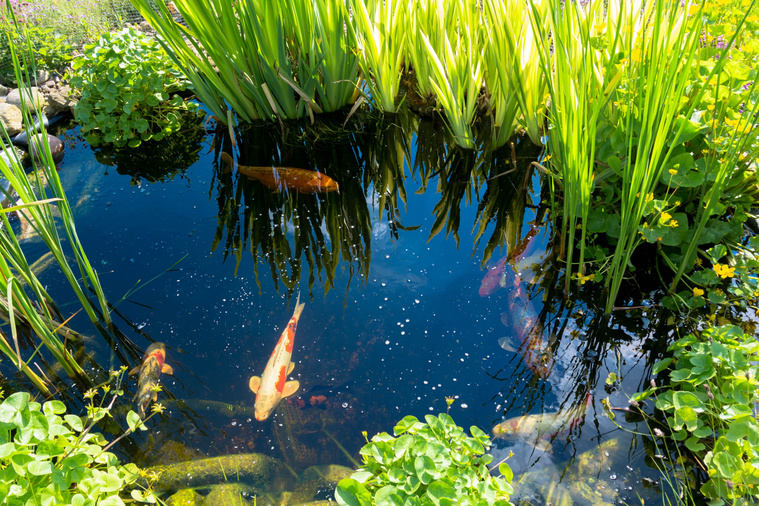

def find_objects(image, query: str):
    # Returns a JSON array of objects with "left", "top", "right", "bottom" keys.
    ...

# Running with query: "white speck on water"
[
  {"left": 461, "top": 404, "right": 468, "bottom": 409},
  {"left": 414, "top": 299, "right": 420, "bottom": 304},
  {"left": 423, "top": 381, "right": 428, "bottom": 385},
  {"left": 401, "top": 331, "right": 405, "bottom": 335},
  {"left": 342, "top": 402, "right": 348, "bottom": 408},
  {"left": 385, "top": 340, "right": 390, "bottom": 345}
]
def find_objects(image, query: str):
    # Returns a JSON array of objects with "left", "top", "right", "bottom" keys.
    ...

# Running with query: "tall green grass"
[{"left": 0, "top": 7, "right": 113, "bottom": 392}]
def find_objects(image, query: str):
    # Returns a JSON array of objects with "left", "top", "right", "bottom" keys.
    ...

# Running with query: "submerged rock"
[
  {"left": 200, "top": 483, "right": 257, "bottom": 506},
  {"left": 145, "top": 453, "right": 294, "bottom": 496},
  {"left": 166, "top": 489, "right": 202, "bottom": 506},
  {"left": 284, "top": 464, "right": 354, "bottom": 504}
]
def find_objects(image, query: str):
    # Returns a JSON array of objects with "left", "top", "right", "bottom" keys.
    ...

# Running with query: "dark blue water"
[{"left": 19, "top": 110, "right": 677, "bottom": 504}]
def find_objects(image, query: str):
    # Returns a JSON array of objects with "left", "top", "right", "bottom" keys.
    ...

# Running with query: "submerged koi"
[
  {"left": 492, "top": 393, "right": 593, "bottom": 452},
  {"left": 220, "top": 152, "right": 339, "bottom": 193},
  {"left": 130, "top": 342, "right": 174, "bottom": 419},
  {"left": 479, "top": 224, "right": 540, "bottom": 297},
  {"left": 249, "top": 294, "right": 306, "bottom": 421}
]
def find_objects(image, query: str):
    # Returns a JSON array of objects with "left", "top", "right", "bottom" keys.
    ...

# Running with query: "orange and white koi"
[
  {"left": 249, "top": 294, "right": 306, "bottom": 421},
  {"left": 479, "top": 224, "right": 540, "bottom": 297},
  {"left": 221, "top": 152, "right": 339, "bottom": 193},
  {"left": 130, "top": 342, "right": 174, "bottom": 419},
  {"left": 492, "top": 393, "right": 593, "bottom": 452}
]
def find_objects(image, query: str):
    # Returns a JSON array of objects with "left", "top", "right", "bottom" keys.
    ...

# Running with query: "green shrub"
[
  {"left": 0, "top": 391, "right": 144, "bottom": 505},
  {"left": 70, "top": 26, "right": 197, "bottom": 148},
  {"left": 335, "top": 413, "right": 513, "bottom": 506}
]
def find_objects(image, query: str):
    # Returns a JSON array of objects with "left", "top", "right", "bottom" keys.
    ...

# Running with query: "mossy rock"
[
  {"left": 166, "top": 488, "right": 202, "bottom": 506},
  {"left": 201, "top": 483, "right": 257, "bottom": 506},
  {"left": 285, "top": 464, "right": 354, "bottom": 505},
  {"left": 146, "top": 453, "right": 294, "bottom": 495}
]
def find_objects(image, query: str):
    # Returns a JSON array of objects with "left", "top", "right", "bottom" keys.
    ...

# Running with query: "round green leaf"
[{"left": 335, "top": 478, "right": 372, "bottom": 506}]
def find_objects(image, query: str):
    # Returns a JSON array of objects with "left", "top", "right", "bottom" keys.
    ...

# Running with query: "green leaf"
[
  {"left": 395, "top": 416, "right": 422, "bottom": 435},
  {"left": 653, "top": 358, "right": 672, "bottom": 375},
  {"left": 414, "top": 455, "right": 436, "bottom": 484},
  {"left": 375, "top": 485, "right": 404, "bottom": 506},
  {"left": 42, "top": 401, "right": 67, "bottom": 416},
  {"left": 427, "top": 480, "right": 456, "bottom": 505},
  {"left": 27, "top": 460, "right": 53, "bottom": 476},
  {"left": 335, "top": 478, "right": 372, "bottom": 506}
]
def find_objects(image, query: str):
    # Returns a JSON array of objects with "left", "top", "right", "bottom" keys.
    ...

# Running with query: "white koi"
[{"left": 249, "top": 294, "right": 305, "bottom": 421}]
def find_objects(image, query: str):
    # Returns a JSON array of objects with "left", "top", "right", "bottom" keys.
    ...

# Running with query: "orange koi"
[
  {"left": 249, "top": 294, "right": 305, "bottom": 421},
  {"left": 479, "top": 224, "right": 539, "bottom": 297},
  {"left": 130, "top": 342, "right": 174, "bottom": 419},
  {"left": 220, "top": 152, "right": 339, "bottom": 193}
]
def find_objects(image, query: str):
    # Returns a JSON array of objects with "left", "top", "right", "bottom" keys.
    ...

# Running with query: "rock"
[
  {"left": 26, "top": 133, "right": 64, "bottom": 164},
  {"left": 166, "top": 489, "right": 202, "bottom": 506},
  {"left": 34, "top": 69, "right": 51, "bottom": 84},
  {"left": 44, "top": 80, "right": 55, "bottom": 89},
  {"left": 6, "top": 87, "right": 47, "bottom": 111},
  {"left": 287, "top": 465, "right": 354, "bottom": 504},
  {"left": 0, "top": 84, "right": 8, "bottom": 97},
  {"left": 0, "top": 103, "right": 23, "bottom": 136},
  {"left": 200, "top": 483, "right": 257, "bottom": 506},
  {"left": 12, "top": 114, "right": 50, "bottom": 146},
  {"left": 44, "top": 86, "right": 77, "bottom": 115}
]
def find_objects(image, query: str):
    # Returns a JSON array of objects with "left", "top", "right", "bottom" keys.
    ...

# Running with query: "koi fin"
[
  {"left": 498, "top": 336, "right": 518, "bottom": 353},
  {"left": 129, "top": 366, "right": 140, "bottom": 376},
  {"left": 500, "top": 312, "right": 510, "bottom": 327},
  {"left": 531, "top": 439, "right": 552, "bottom": 453},
  {"left": 249, "top": 376, "right": 261, "bottom": 394},
  {"left": 161, "top": 364, "right": 174, "bottom": 375},
  {"left": 287, "top": 362, "right": 294, "bottom": 375},
  {"left": 282, "top": 380, "right": 300, "bottom": 398}
]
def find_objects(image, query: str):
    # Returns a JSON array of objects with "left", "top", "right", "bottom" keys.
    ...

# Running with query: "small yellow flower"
[
  {"left": 577, "top": 272, "right": 596, "bottom": 285},
  {"left": 631, "top": 47, "right": 643, "bottom": 62},
  {"left": 669, "top": 168, "right": 678, "bottom": 176},
  {"left": 693, "top": 287, "right": 705, "bottom": 297},
  {"left": 661, "top": 212, "right": 672, "bottom": 223},
  {"left": 645, "top": 193, "right": 654, "bottom": 202},
  {"left": 670, "top": 220, "right": 679, "bottom": 228},
  {"left": 707, "top": 104, "right": 715, "bottom": 111},
  {"left": 594, "top": 22, "right": 607, "bottom": 33},
  {"left": 675, "top": 200, "right": 681, "bottom": 206},
  {"left": 688, "top": 4, "right": 700, "bottom": 14},
  {"left": 713, "top": 263, "right": 736, "bottom": 279},
  {"left": 695, "top": 257, "right": 703, "bottom": 267}
]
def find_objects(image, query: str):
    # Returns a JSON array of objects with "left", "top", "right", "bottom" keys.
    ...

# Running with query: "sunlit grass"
[
  {"left": 421, "top": 0, "right": 483, "bottom": 149},
  {"left": 349, "top": 0, "right": 407, "bottom": 113},
  {"left": 406, "top": 0, "right": 446, "bottom": 102}
]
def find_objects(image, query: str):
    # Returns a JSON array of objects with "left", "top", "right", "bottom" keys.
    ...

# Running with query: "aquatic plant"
[
  {"left": 348, "top": 0, "right": 407, "bottom": 113},
  {"left": 0, "top": 388, "right": 157, "bottom": 505},
  {"left": 420, "top": 0, "right": 484, "bottom": 149},
  {"left": 335, "top": 413, "right": 513, "bottom": 505},
  {"left": 0, "top": 11, "right": 114, "bottom": 391},
  {"left": 634, "top": 325, "right": 759, "bottom": 503},
  {"left": 70, "top": 26, "right": 198, "bottom": 148},
  {"left": 405, "top": 0, "right": 445, "bottom": 102}
]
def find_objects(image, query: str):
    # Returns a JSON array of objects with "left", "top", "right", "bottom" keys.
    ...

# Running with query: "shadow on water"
[{"left": 2, "top": 103, "right": 710, "bottom": 504}]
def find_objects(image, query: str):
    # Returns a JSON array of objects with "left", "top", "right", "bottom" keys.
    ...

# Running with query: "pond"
[{"left": 17, "top": 106, "right": 684, "bottom": 505}]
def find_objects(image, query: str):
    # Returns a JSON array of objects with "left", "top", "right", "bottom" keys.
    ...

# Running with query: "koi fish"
[
  {"left": 479, "top": 224, "right": 540, "bottom": 297},
  {"left": 499, "top": 281, "right": 555, "bottom": 378},
  {"left": 492, "top": 394, "right": 593, "bottom": 452},
  {"left": 130, "top": 342, "right": 174, "bottom": 419},
  {"left": 220, "top": 152, "right": 339, "bottom": 193},
  {"left": 249, "top": 294, "right": 306, "bottom": 421}
]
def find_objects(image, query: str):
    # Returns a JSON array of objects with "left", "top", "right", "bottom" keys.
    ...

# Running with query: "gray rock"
[
  {"left": 6, "top": 87, "right": 47, "bottom": 111},
  {"left": 0, "top": 103, "right": 23, "bottom": 136},
  {"left": 34, "top": 69, "right": 51, "bottom": 84},
  {"left": 12, "top": 113, "right": 50, "bottom": 146},
  {"left": 26, "top": 133, "right": 64, "bottom": 164},
  {"left": 0, "top": 84, "right": 8, "bottom": 97}
]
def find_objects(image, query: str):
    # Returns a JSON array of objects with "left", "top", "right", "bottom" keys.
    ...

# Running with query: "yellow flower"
[
  {"left": 594, "top": 23, "right": 607, "bottom": 33},
  {"left": 693, "top": 287, "right": 705, "bottom": 297},
  {"left": 645, "top": 193, "right": 654, "bottom": 202},
  {"left": 695, "top": 257, "right": 703, "bottom": 267},
  {"left": 631, "top": 47, "right": 642, "bottom": 62},
  {"left": 707, "top": 104, "right": 715, "bottom": 111},
  {"left": 688, "top": 4, "right": 700, "bottom": 15},
  {"left": 713, "top": 263, "right": 736, "bottom": 279},
  {"left": 670, "top": 220, "right": 679, "bottom": 228},
  {"left": 675, "top": 200, "right": 681, "bottom": 206},
  {"left": 669, "top": 168, "right": 678, "bottom": 176},
  {"left": 577, "top": 272, "right": 596, "bottom": 285},
  {"left": 660, "top": 212, "right": 672, "bottom": 225}
]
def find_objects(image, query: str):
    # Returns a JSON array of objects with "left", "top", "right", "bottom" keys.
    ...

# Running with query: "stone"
[
  {"left": 34, "top": 69, "right": 51, "bottom": 84},
  {"left": 0, "top": 84, "right": 8, "bottom": 97},
  {"left": 200, "top": 483, "right": 257, "bottom": 506},
  {"left": 0, "top": 103, "right": 23, "bottom": 136},
  {"left": 12, "top": 113, "right": 50, "bottom": 146},
  {"left": 26, "top": 133, "right": 64, "bottom": 165},
  {"left": 44, "top": 86, "right": 77, "bottom": 115},
  {"left": 166, "top": 489, "right": 202, "bottom": 506},
  {"left": 6, "top": 87, "right": 47, "bottom": 111}
]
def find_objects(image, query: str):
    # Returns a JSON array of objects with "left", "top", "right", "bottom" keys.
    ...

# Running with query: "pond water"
[{"left": 16, "top": 107, "right": 686, "bottom": 504}]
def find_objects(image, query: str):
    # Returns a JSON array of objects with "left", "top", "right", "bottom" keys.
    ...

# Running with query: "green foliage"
[
  {"left": 70, "top": 26, "right": 197, "bottom": 148},
  {"left": 0, "top": 18, "right": 73, "bottom": 83},
  {"left": 335, "top": 413, "right": 513, "bottom": 506},
  {"left": 0, "top": 390, "right": 150, "bottom": 505},
  {"left": 638, "top": 325, "right": 759, "bottom": 503}
]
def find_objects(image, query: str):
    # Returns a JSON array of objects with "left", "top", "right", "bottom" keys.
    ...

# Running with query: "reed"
[
  {"left": 603, "top": 2, "right": 709, "bottom": 312},
  {"left": 405, "top": 0, "right": 446, "bottom": 101},
  {"left": 420, "top": 0, "right": 484, "bottom": 150},
  {"left": 528, "top": 0, "right": 609, "bottom": 293},
  {"left": 0, "top": 7, "right": 113, "bottom": 392},
  {"left": 349, "top": 0, "right": 407, "bottom": 113}
]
